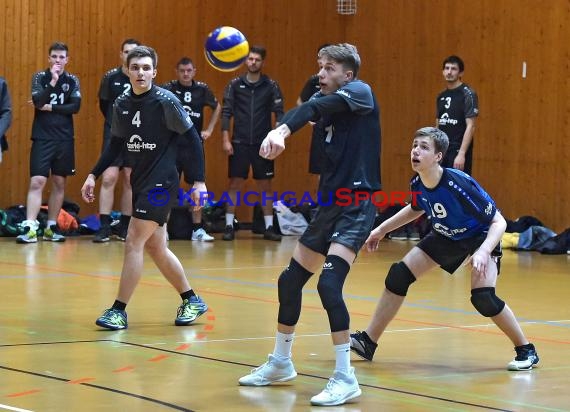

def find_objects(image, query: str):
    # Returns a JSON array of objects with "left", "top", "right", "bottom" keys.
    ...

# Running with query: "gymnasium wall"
[{"left": 0, "top": 0, "right": 568, "bottom": 232}]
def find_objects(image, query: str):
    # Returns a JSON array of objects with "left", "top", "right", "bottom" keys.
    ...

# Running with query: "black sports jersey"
[
  {"left": 221, "top": 74, "right": 284, "bottom": 145},
  {"left": 110, "top": 86, "right": 195, "bottom": 193},
  {"left": 299, "top": 74, "right": 320, "bottom": 103},
  {"left": 98, "top": 67, "right": 131, "bottom": 138},
  {"left": 30, "top": 69, "right": 81, "bottom": 141},
  {"left": 161, "top": 80, "right": 218, "bottom": 134},
  {"left": 282, "top": 80, "right": 381, "bottom": 195},
  {"left": 410, "top": 168, "right": 497, "bottom": 240},
  {"left": 436, "top": 83, "right": 478, "bottom": 146}
]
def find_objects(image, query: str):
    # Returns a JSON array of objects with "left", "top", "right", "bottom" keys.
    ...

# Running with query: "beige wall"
[{"left": 0, "top": 0, "right": 568, "bottom": 231}]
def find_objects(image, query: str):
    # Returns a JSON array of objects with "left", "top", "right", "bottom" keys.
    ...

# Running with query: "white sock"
[
  {"left": 225, "top": 213, "right": 235, "bottom": 226},
  {"left": 334, "top": 342, "right": 351, "bottom": 373},
  {"left": 264, "top": 215, "right": 273, "bottom": 229},
  {"left": 47, "top": 220, "right": 57, "bottom": 228},
  {"left": 273, "top": 331, "right": 294, "bottom": 361}
]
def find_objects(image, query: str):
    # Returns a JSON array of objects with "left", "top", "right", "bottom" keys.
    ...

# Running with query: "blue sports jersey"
[{"left": 410, "top": 168, "right": 497, "bottom": 240}]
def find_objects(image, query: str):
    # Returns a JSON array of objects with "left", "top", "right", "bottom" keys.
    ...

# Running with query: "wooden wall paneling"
[{"left": 0, "top": 0, "right": 567, "bottom": 231}]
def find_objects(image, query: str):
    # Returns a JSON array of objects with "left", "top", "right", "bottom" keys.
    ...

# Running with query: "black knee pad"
[
  {"left": 317, "top": 255, "right": 350, "bottom": 332},
  {"left": 470, "top": 287, "right": 505, "bottom": 317},
  {"left": 385, "top": 262, "right": 416, "bottom": 296},
  {"left": 277, "top": 258, "right": 313, "bottom": 326}
]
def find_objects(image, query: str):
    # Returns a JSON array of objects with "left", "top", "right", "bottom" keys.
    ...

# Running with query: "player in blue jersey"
[
  {"left": 239, "top": 43, "right": 381, "bottom": 407},
  {"left": 93, "top": 38, "right": 141, "bottom": 243},
  {"left": 81, "top": 46, "right": 208, "bottom": 331},
  {"left": 17, "top": 42, "right": 81, "bottom": 244},
  {"left": 350, "top": 127, "right": 539, "bottom": 372}
]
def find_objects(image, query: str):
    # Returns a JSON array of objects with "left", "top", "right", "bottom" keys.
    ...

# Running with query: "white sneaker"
[
  {"left": 192, "top": 228, "right": 214, "bottom": 242},
  {"left": 310, "top": 367, "right": 362, "bottom": 406},
  {"left": 238, "top": 354, "right": 297, "bottom": 386}
]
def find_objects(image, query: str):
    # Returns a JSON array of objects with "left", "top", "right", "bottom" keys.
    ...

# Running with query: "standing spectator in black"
[
  {"left": 94, "top": 38, "right": 141, "bottom": 243},
  {"left": 162, "top": 57, "right": 221, "bottom": 241},
  {"left": 436, "top": 55, "right": 478, "bottom": 174},
  {"left": 17, "top": 42, "right": 81, "bottom": 243},
  {"left": 220, "top": 46, "right": 284, "bottom": 241},
  {"left": 81, "top": 46, "right": 208, "bottom": 330},
  {"left": 296, "top": 44, "right": 330, "bottom": 183},
  {"left": 0, "top": 76, "right": 12, "bottom": 164}
]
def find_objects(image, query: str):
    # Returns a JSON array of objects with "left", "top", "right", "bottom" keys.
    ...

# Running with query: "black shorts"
[
  {"left": 101, "top": 135, "right": 126, "bottom": 168},
  {"left": 132, "top": 185, "right": 178, "bottom": 226},
  {"left": 228, "top": 143, "right": 274, "bottom": 180},
  {"left": 176, "top": 140, "right": 205, "bottom": 185},
  {"left": 441, "top": 143, "right": 473, "bottom": 175},
  {"left": 30, "top": 139, "right": 75, "bottom": 177},
  {"left": 416, "top": 230, "right": 503, "bottom": 274},
  {"left": 299, "top": 195, "right": 377, "bottom": 255}
]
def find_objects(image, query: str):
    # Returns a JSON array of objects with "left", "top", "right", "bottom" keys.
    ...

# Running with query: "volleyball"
[{"left": 204, "top": 26, "right": 249, "bottom": 72}]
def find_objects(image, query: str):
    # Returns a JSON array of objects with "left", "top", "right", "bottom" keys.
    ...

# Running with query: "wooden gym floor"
[{"left": 0, "top": 232, "right": 569, "bottom": 411}]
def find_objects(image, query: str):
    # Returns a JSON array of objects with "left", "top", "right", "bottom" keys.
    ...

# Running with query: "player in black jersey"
[
  {"left": 239, "top": 44, "right": 381, "bottom": 407},
  {"left": 296, "top": 43, "right": 330, "bottom": 182},
  {"left": 162, "top": 57, "right": 221, "bottom": 241},
  {"left": 0, "top": 76, "right": 12, "bottom": 164},
  {"left": 17, "top": 42, "right": 81, "bottom": 244},
  {"left": 94, "top": 38, "right": 141, "bottom": 243},
  {"left": 350, "top": 127, "right": 538, "bottom": 372},
  {"left": 221, "top": 46, "right": 284, "bottom": 241},
  {"left": 436, "top": 55, "right": 478, "bottom": 174},
  {"left": 81, "top": 46, "right": 208, "bottom": 331}
]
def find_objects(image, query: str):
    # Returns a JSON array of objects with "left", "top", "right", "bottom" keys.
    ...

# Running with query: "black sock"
[
  {"left": 192, "top": 222, "right": 203, "bottom": 231},
  {"left": 100, "top": 214, "right": 111, "bottom": 228},
  {"left": 181, "top": 290, "right": 196, "bottom": 301},
  {"left": 362, "top": 330, "right": 376, "bottom": 345},
  {"left": 120, "top": 214, "right": 131, "bottom": 227},
  {"left": 112, "top": 300, "right": 127, "bottom": 311}
]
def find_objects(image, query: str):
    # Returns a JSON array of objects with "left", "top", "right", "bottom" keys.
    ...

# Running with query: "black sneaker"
[
  {"left": 93, "top": 226, "right": 111, "bottom": 243},
  {"left": 350, "top": 330, "right": 378, "bottom": 361},
  {"left": 111, "top": 221, "right": 127, "bottom": 241},
  {"left": 263, "top": 226, "right": 282, "bottom": 241},
  {"left": 507, "top": 343, "right": 539, "bottom": 371},
  {"left": 222, "top": 225, "right": 235, "bottom": 241},
  {"left": 388, "top": 228, "right": 408, "bottom": 241}
]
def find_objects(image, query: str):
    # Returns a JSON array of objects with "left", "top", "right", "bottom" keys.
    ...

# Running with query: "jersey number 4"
[{"left": 132, "top": 110, "right": 141, "bottom": 128}]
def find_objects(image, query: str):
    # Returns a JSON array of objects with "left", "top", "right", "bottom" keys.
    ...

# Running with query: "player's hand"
[
  {"left": 81, "top": 175, "right": 96, "bottom": 203},
  {"left": 453, "top": 153, "right": 465, "bottom": 171},
  {"left": 222, "top": 140, "right": 233, "bottom": 155},
  {"left": 190, "top": 181, "right": 207, "bottom": 211},
  {"left": 39, "top": 104, "right": 52, "bottom": 112},
  {"left": 260, "top": 129, "right": 286, "bottom": 160},
  {"left": 364, "top": 227, "right": 386, "bottom": 252},
  {"left": 50, "top": 64, "right": 62, "bottom": 82},
  {"left": 467, "top": 249, "right": 490, "bottom": 277},
  {"left": 201, "top": 130, "right": 212, "bottom": 141}
]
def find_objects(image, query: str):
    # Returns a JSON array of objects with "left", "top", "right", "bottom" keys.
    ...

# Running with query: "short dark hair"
[
  {"left": 49, "top": 42, "right": 68, "bottom": 55},
  {"left": 442, "top": 55, "right": 464, "bottom": 72},
  {"left": 121, "top": 38, "right": 141, "bottom": 50},
  {"left": 177, "top": 57, "right": 194, "bottom": 67},
  {"left": 127, "top": 45, "right": 157, "bottom": 68},
  {"left": 249, "top": 46, "right": 266, "bottom": 60}
]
